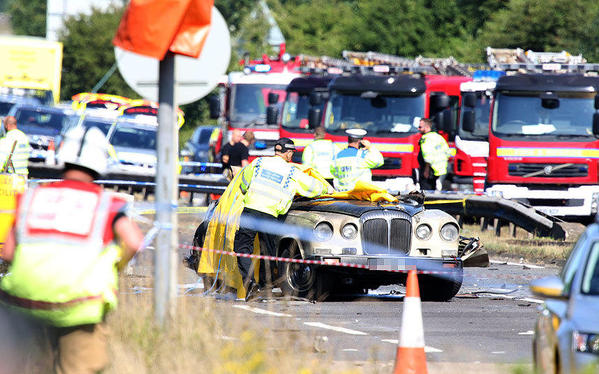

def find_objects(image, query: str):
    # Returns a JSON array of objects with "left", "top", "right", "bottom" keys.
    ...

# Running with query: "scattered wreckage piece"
[{"left": 423, "top": 192, "right": 568, "bottom": 240}]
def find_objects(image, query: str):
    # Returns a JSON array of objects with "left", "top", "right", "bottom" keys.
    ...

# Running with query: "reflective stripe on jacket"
[
  {"left": 0, "top": 181, "right": 127, "bottom": 327},
  {"left": 330, "top": 145, "right": 384, "bottom": 191},
  {"left": 419, "top": 131, "right": 450, "bottom": 176},
  {"left": 0, "top": 129, "right": 30, "bottom": 176},
  {"left": 301, "top": 139, "right": 337, "bottom": 179},
  {"left": 240, "top": 155, "right": 328, "bottom": 217}
]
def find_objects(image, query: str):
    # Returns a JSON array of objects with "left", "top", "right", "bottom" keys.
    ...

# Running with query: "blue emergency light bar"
[{"left": 473, "top": 70, "right": 506, "bottom": 81}]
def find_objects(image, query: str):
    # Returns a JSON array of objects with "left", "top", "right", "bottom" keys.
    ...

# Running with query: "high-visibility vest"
[
  {"left": 240, "top": 155, "right": 328, "bottom": 217},
  {"left": 301, "top": 139, "right": 337, "bottom": 179},
  {"left": 419, "top": 132, "right": 450, "bottom": 176},
  {"left": 0, "top": 129, "right": 30, "bottom": 176},
  {"left": 0, "top": 180, "right": 127, "bottom": 327},
  {"left": 330, "top": 145, "right": 384, "bottom": 191}
]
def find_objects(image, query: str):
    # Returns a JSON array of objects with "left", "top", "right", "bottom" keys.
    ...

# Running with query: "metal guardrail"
[{"left": 28, "top": 163, "right": 229, "bottom": 195}]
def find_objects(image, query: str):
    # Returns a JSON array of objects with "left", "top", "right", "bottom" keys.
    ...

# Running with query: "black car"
[{"left": 181, "top": 125, "right": 218, "bottom": 174}]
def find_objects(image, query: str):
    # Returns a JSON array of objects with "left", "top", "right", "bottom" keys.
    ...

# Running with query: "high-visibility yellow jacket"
[
  {"left": 301, "top": 139, "right": 337, "bottom": 179},
  {"left": 0, "top": 129, "right": 30, "bottom": 177},
  {"left": 330, "top": 145, "right": 383, "bottom": 191},
  {"left": 419, "top": 131, "right": 450, "bottom": 176},
  {"left": 240, "top": 155, "right": 329, "bottom": 217},
  {"left": 0, "top": 180, "right": 128, "bottom": 327}
]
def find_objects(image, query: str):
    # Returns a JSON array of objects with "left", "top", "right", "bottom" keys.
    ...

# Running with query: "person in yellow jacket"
[
  {"left": 0, "top": 126, "right": 143, "bottom": 373},
  {"left": 0, "top": 116, "right": 31, "bottom": 178},
  {"left": 235, "top": 137, "right": 333, "bottom": 300},
  {"left": 302, "top": 126, "right": 337, "bottom": 184},
  {"left": 330, "top": 129, "right": 384, "bottom": 192},
  {"left": 417, "top": 118, "right": 450, "bottom": 191}
]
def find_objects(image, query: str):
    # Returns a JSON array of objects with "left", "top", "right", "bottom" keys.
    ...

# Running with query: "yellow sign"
[
  {"left": 0, "top": 36, "right": 63, "bottom": 103},
  {"left": 0, "top": 173, "right": 26, "bottom": 254}
]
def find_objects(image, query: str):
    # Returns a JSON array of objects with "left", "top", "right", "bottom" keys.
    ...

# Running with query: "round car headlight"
[
  {"left": 341, "top": 223, "right": 358, "bottom": 240},
  {"left": 415, "top": 224, "right": 432, "bottom": 240},
  {"left": 440, "top": 223, "right": 459, "bottom": 241},
  {"left": 314, "top": 222, "right": 333, "bottom": 241}
]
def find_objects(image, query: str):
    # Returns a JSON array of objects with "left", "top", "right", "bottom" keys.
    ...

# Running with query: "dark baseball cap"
[{"left": 275, "top": 137, "right": 296, "bottom": 152}]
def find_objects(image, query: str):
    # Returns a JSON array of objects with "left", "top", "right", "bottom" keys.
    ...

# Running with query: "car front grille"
[
  {"left": 508, "top": 163, "right": 588, "bottom": 178},
  {"left": 361, "top": 210, "right": 411, "bottom": 255}
]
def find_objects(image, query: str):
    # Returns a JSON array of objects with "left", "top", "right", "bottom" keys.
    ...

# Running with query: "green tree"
[
  {"left": 6, "top": 0, "right": 46, "bottom": 36},
  {"left": 272, "top": 0, "right": 354, "bottom": 56},
  {"left": 479, "top": 0, "right": 599, "bottom": 57},
  {"left": 59, "top": 6, "right": 138, "bottom": 101},
  {"left": 215, "top": 0, "right": 255, "bottom": 34}
]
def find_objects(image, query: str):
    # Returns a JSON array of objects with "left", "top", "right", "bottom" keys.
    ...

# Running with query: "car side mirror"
[
  {"left": 308, "top": 108, "right": 322, "bottom": 129},
  {"left": 266, "top": 105, "right": 279, "bottom": 125},
  {"left": 462, "top": 110, "right": 475, "bottom": 132},
  {"left": 268, "top": 92, "right": 280, "bottom": 105},
  {"left": 430, "top": 92, "right": 450, "bottom": 110},
  {"left": 530, "top": 276, "right": 568, "bottom": 300},
  {"left": 309, "top": 92, "right": 322, "bottom": 106},
  {"left": 209, "top": 95, "right": 220, "bottom": 119},
  {"left": 462, "top": 92, "right": 476, "bottom": 108},
  {"left": 593, "top": 113, "right": 599, "bottom": 137}
]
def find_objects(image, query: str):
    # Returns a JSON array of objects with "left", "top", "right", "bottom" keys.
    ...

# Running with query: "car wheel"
[
  {"left": 418, "top": 269, "right": 463, "bottom": 301},
  {"left": 277, "top": 241, "right": 330, "bottom": 301}
]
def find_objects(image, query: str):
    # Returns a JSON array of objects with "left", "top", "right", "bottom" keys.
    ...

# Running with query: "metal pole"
[{"left": 155, "top": 51, "right": 178, "bottom": 327}]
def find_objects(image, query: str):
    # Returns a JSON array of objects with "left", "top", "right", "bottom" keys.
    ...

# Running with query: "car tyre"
[
  {"left": 277, "top": 241, "right": 330, "bottom": 301},
  {"left": 418, "top": 269, "right": 463, "bottom": 301}
]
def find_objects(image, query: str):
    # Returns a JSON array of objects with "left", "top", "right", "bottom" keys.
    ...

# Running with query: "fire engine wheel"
[
  {"left": 418, "top": 268, "right": 464, "bottom": 301},
  {"left": 277, "top": 241, "right": 330, "bottom": 301}
]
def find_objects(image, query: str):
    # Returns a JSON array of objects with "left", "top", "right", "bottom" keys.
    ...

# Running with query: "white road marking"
[
  {"left": 381, "top": 339, "right": 443, "bottom": 352},
  {"left": 491, "top": 351, "right": 506, "bottom": 354},
  {"left": 490, "top": 260, "right": 544, "bottom": 269},
  {"left": 519, "top": 330, "right": 534, "bottom": 335},
  {"left": 233, "top": 305, "right": 293, "bottom": 317},
  {"left": 521, "top": 297, "right": 544, "bottom": 304},
  {"left": 342, "top": 349, "right": 359, "bottom": 352},
  {"left": 304, "top": 322, "right": 368, "bottom": 335}
]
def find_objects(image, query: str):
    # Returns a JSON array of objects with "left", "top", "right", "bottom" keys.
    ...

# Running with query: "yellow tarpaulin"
[
  {"left": 0, "top": 173, "right": 26, "bottom": 254},
  {"left": 197, "top": 165, "right": 396, "bottom": 298}
]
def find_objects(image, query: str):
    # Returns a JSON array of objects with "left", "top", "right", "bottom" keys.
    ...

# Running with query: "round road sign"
[{"left": 115, "top": 6, "right": 230, "bottom": 105}]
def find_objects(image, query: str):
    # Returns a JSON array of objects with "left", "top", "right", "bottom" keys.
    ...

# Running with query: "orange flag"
[{"left": 113, "top": 0, "right": 214, "bottom": 60}]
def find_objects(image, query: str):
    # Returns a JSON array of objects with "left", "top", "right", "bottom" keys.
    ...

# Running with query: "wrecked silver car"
[{"left": 190, "top": 193, "right": 486, "bottom": 301}]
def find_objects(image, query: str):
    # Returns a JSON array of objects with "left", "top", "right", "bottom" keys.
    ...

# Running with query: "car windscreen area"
[
  {"left": 15, "top": 109, "right": 69, "bottom": 136},
  {"left": 0, "top": 102, "right": 14, "bottom": 116},
  {"left": 111, "top": 126, "right": 157, "bottom": 150},
  {"left": 582, "top": 241, "right": 599, "bottom": 295},
  {"left": 82, "top": 118, "right": 113, "bottom": 135}
]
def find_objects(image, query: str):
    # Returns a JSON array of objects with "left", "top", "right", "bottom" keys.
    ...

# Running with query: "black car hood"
[{"left": 290, "top": 198, "right": 423, "bottom": 217}]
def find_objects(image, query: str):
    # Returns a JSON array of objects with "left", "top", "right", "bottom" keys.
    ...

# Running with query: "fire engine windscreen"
[
  {"left": 324, "top": 92, "right": 425, "bottom": 135},
  {"left": 230, "top": 84, "right": 286, "bottom": 127},
  {"left": 492, "top": 92, "right": 596, "bottom": 138},
  {"left": 458, "top": 92, "right": 491, "bottom": 141},
  {"left": 282, "top": 91, "right": 325, "bottom": 129}
]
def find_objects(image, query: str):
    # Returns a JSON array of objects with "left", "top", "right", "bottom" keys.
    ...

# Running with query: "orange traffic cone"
[{"left": 393, "top": 270, "right": 428, "bottom": 374}]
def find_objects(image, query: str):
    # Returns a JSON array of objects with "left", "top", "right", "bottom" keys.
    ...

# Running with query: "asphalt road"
[{"left": 127, "top": 209, "right": 562, "bottom": 371}]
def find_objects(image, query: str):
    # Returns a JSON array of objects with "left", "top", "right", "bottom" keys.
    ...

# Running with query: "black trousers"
[{"left": 233, "top": 208, "right": 280, "bottom": 287}]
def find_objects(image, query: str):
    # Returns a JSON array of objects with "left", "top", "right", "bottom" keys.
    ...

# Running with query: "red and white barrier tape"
[{"left": 179, "top": 243, "right": 456, "bottom": 275}]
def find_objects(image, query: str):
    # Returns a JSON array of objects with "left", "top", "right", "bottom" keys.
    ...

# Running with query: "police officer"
[
  {"left": 234, "top": 137, "right": 333, "bottom": 300},
  {"left": 417, "top": 118, "right": 450, "bottom": 191},
  {"left": 302, "top": 126, "right": 337, "bottom": 184},
  {"left": 0, "top": 126, "right": 143, "bottom": 373},
  {"left": 0, "top": 116, "right": 30, "bottom": 178},
  {"left": 330, "top": 129, "right": 383, "bottom": 191}
]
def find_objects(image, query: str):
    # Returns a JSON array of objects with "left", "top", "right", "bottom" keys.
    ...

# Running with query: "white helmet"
[{"left": 57, "top": 126, "right": 109, "bottom": 177}]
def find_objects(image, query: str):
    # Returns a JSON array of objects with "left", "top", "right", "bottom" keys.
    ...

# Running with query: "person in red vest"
[{"left": 0, "top": 126, "right": 143, "bottom": 373}]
